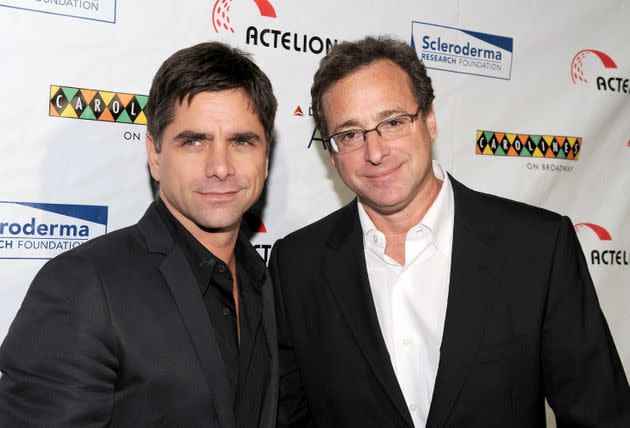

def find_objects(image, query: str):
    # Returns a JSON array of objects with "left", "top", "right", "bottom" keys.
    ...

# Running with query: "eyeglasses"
[{"left": 325, "top": 106, "right": 423, "bottom": 153}]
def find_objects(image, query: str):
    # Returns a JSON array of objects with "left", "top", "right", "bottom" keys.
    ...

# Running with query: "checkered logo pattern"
[
  {"left": 476, "top": 130, "right": 581, "bottom": 160},
  {"left": 49, "top": 85, "right": 148, "bottom": 125}
]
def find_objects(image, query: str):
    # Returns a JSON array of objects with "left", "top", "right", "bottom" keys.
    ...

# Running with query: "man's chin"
[
  {"left": 358, "top": 195, "right": 409, "bottom": 216},
  {"left": 196, "top": 218, "right": 242, "bottom": 233}
]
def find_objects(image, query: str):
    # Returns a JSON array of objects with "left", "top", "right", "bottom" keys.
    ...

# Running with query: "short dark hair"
[
  {"left": 311, "top": 36, "right": 435, "bottom": 138},
  {"left": 145, "top": 42, "right": 277, "bottom": 151}
]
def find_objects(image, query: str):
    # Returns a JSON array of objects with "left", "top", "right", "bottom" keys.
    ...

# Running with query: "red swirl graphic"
[
  {"left": 574, "top": 222, "right": 612, "bottom": 241},
  {"left": 212, "top": 0, "right": 235, "bottom": 33},
  {"left": 253, "top": 0, "right": 277, "bottom": 17},
  {"left": 570, "top": 49, "right": 617, "bottom": 84},
  {"left": 212, "top": 0, "right": 276, "bottom": 33}
]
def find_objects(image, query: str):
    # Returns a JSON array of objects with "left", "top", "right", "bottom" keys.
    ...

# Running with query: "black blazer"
[
  {"left": 0, "top": 203, "right": 278, "bottom": 428},
  {"left": 270, "top": 177, "right": 630, "bottom": 428}
]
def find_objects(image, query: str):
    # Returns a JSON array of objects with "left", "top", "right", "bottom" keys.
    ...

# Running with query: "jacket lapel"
[
  {"left": 426, "top": 178, "right": 504, "bottom": 428},
  {"left": 138, "top": 204, "right": 235, "bottom": 428},
  {"left": 259, "top": 275, "right": 279, "bottom": 428},
  {"left": 322, "top": 201, "right": 414, "bottom": 428}
]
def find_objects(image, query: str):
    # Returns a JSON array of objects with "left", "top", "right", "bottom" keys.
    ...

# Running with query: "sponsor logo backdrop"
[{"left": 1, "top": 1, "right": 628, "bottom": 424}]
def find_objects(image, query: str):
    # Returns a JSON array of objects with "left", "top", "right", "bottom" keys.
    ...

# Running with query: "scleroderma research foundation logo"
[{"left": 49, "top": 85, "right": 148, "bottom": 125}]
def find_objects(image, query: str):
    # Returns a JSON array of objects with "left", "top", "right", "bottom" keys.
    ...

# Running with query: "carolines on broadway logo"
[
  {"left": 0, "top": 0, "right": 116, "bottom": 23},
  {"left": 0, "top": 201, "right": 108, "bottom": 260},
  {"left": 476, "top": 130, "right": 581, "bottom": 160},
  {"left": 49, "top": 85, "right": 148, "bottom": 125},
  {"left": 574, "top": 222, "right": 628, "bottom": 266},
  {"left": 210, "top": 0, "right": 337, "bottom": 55},
  {"left": 411, "top": 21, "right": 513, "bottom": 80},
  {"left": 571, "top": 49, "right": 629, "bottom": 94}
]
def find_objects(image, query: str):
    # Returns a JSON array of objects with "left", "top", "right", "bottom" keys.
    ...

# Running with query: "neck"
[
  {"left": 196, "top": 230, "right": 239, "bottom": 267},
  {"left": 361, "top": 174, "right": 442, "bottom": 266},
  {"left": 362, "top": 174, "right": 443, "bottom": 235},
  {"left": 161, "top": 199, "right": 240, "bottom": 265}
]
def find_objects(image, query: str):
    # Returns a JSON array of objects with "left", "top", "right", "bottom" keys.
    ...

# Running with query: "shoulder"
[
  {"left": 278, "top": 200, "right": 356, "bottom": 247},
  {"left": 452, "top": 176, "right": 563, "bottom": 226},
  {"left": 29, "top": 224, "right": 143, "bottom": 289},
  {"left": 450, "top": 177, "right": 571, "bottom": 253},
  {"left": 66, "top": 224, "right": 144, "bottom": 258},
  {"left": 30, "top": 222, "right": 158, "bottom": 299}
]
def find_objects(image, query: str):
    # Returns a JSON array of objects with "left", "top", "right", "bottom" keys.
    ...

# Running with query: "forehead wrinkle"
[{"left": 332, "top": 106, "right": 411, "bottom": 133}]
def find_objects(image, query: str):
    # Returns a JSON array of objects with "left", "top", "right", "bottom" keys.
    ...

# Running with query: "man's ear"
[
  {"left": 264, "top": 152, "right": 269, "bottom": 180},
  {"left": 146, "top": 135, "right": 160, "bottom": 182},
  {"left": 425, "top": 104, "right": 438, "bottom": 143},
  {"left": 329, "top": 147, "right": 337, "bottom": 167}
]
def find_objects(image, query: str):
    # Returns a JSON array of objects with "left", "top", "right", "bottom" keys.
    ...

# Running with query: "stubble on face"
[
  {"left": 147, "top": 89, "right": 269, "bottom": 244},
  {"left": 322, "top": 60, "right": 440, "bottom": 228}
]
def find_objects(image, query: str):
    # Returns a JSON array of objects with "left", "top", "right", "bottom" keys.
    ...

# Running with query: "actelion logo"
[
  {"left": 570, "top": 50, "right": 629, "bottom": 94},
  {"left": 49, "top": 85, "right": 148, "bottom": 125},
  {"left": 214, "top": 0, "right": 336, "bottom": 55},
  {"left": 212, "top": 0, "right": 276, "bottom": 33},
  {"left": 571, "top": 50, "right": 616, "bottom": 83},
  {"left": 574, "top": 222, "right": 628, "bottom": 266},
  {"left": 243, "top": 211, "right": 272, "bottom": 263},
  {"left": 293, "top": 104, "right": 313, "bottom": 117},
  {"left": 574, "top": 223, "right": 612, "bottom": 241},
  {"left": 476, "top": 131, "right": 581, "bottom": 160}
]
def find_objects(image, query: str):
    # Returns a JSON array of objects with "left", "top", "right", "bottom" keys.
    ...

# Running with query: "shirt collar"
[
  {"left": 357, "top": 161, "right": 454, "bottom": 258},
  {"left": 155, "top": 199, "right": 266, "bottom": 286},
  {"left": 235, "top": 231, "right": 267, "bottom": 283}
]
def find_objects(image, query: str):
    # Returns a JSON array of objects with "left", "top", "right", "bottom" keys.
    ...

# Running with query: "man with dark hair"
[
  {"left": 271, "top": 36, "right": 630, "bottom": 427},
  {"left": 0, "top": 42, "right": 279, "bottom": 427}
]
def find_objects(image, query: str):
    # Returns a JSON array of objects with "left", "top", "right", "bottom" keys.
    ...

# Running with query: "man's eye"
[
  {"left": 234, "top": 139, "right": 253, "bottom": 147},
  {"left": 183, "top": 139, "right": 201, "bottom": 146},
  {"left": 338, "top": 131, "right": 362, "bottom": 144},
  {"left": 382, "top": 118, "right": 405, "bottom": 129}
]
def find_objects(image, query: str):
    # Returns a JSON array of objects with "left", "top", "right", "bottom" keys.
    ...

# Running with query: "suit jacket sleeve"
[
  {"left": 543, "top": 216, "right": 630, "bottom": 427},
  {"left": 0, "top": 254, "right": 117, "bottom": 427},
  {"left": 270, "top": 239, "right": 314, "bottom": 428}
]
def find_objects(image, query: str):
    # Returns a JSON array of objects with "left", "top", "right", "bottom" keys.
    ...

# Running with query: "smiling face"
[
  {"left": 322, "top": 59, "right": 438, "bottom": 217},
  {"left": 147, "top": 89, "right": 268, "bottom": 238}
]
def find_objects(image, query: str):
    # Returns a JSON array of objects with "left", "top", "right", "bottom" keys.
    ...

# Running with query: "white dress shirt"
[{"left": 357, "top": 161, "right": 454, "bottom": 428}]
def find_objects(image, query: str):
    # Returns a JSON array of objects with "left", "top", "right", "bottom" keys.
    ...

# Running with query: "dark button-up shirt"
[{"left": 156, "top": 200, "right": 270, "bottom": 427}]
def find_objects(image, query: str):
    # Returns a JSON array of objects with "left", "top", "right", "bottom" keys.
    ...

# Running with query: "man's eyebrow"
[
  {"left": 331, "top": 119, "right": 362, "bottom": 134},
  {"left": 331, "top": 108, "right": 408, "bottom": 133},
  {"left": 375, "top": 108, "right": 407, "bottom": 121},
  {"left": 227, "top": 131, "right": 262, "bottom": 142},
  {"left": 173, "top": 130, "right": 212, "bottom": 141}
]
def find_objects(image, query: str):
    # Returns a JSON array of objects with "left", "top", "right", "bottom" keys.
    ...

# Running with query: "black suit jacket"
[
  {"left": 270, "top": 177, "right": 630, "bottom": 428},
  {"left": 0, "top": 203, "right": 278, "bottom": 427}
]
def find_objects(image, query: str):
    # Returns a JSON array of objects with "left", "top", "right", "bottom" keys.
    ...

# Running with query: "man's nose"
[
  {"left": 363, "top": 130, "right": 390, "bottom": 164},
  {"left": 206, "top": 143, "right": 235, "bottom": 179}
]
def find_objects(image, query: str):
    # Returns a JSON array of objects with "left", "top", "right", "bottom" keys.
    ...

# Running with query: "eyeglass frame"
[{"left": 324, "top": 106, "right": 423, "bottom": 153}]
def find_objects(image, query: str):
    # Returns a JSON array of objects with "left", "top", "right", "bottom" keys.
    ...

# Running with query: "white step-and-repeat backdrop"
[{"left": 1, "top": 1, "right": 628, "bottom": 424}]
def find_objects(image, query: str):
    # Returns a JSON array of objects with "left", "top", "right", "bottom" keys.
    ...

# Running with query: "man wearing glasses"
[{"left": 270, "top": 36, "right": 630, "bottom": 427}]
